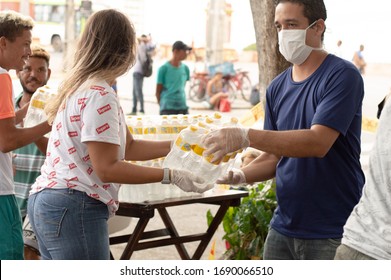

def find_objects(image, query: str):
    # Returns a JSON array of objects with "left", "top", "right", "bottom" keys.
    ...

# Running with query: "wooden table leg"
[
  {"left": 119, "top": 217, "right": 150, "bottom": 260},
  {"left": 191, "top": 200, "right": 231, "bottom": 259},
  {"left": 158, "top": 207, "right": 191, "bottom": 260}
]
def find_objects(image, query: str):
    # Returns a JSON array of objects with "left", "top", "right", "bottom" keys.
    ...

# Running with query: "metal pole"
[
  {"left": 206, "top": 0, "right": 226, "bottom": 67},
  {"left": 19, "top": 0, "right": 30, "bottom": 15}
]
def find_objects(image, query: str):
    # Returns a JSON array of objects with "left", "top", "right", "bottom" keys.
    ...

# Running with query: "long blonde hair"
[{"left": 45, "top": 9, "right": 136, "bottom": 124}]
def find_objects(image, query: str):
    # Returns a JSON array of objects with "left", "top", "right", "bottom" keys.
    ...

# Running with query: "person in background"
[
  {"left": 0, "top": 10, "right": 51, "bottom": 260},
  {"left": 13, "top": 46, "right": 51, "bottom": 260},
  {"left": 204, "top": 72, "right": 229, "bottom": 110},
  {"left": 335, "top": 88, "right": 391, "bottom": 260},
  {"left": 240, "top": 148, "right": 262, "bottom": 168},
  {"left": 352, "top": 44, "right": 366, "bottom": 74},
  {"left": 155, "top": 40, "right": 192, "bottom": 115},
  {"left": 334, "top": 39, "right": 343, "bottom": 58},
  {"left": 202, "top": 0, "right": 365, "bottom": 260},
  {"left": 27, "top": 10, "right": 212, "bottom": 260},
  {"left": 13, "top": 45, "right": 51, "bottom": 219},
  {"left": 130, "top": 34, "right": 155, "bottom": 115}
]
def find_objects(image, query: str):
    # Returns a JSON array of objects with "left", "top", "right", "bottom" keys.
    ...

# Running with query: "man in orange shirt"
[{"left": 0, "top": 10, "right": 51, "bottom": 260}]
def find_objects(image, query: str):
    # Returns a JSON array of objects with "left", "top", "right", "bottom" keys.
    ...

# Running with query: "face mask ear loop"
[
  {"left": 306, "top": 20, "right": 318, "bottom": 31},
  {"left": 306, "top": 20, "right": 323, "bottom": 50}
]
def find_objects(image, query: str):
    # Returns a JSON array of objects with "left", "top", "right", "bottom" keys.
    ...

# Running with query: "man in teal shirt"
[{"left": 155, "top": 41, "right": 191, "bottom": 115}]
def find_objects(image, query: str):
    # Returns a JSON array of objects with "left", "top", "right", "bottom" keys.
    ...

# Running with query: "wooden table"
[{"left": 109, "top": 184, "right": 248, "bottom": 260}]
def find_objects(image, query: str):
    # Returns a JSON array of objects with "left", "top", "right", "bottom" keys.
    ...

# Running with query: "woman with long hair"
[{"left": 27, "top": 9, "right": 212, "bottom": 260}]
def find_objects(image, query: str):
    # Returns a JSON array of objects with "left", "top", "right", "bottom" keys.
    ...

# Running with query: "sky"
[{"left": 139, "top": 0, "right": 391, "bottom": 64}]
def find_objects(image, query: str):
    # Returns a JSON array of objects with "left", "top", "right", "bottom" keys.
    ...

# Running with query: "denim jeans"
[
  {"left": 334, "top": 244, "right": 375, "bottom": 260},
  {"left": 132, "top": 72, "right": 144, "bottom": 113},
  {"left": 263, "top": 228, "right": 341, "bottom": 260},
  {"left": 27, "top": 188, "right": 110, "bottom": 260}
]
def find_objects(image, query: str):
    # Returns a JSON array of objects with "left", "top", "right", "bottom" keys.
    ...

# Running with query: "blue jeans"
[
  {"left": 334, "top": 244, "right": 375, "bottom": 260},
  {"left": 263, "top": 228, "right": 341, "bottom": 260},
  {"left": 132, "top": 72, "right": 144, "bottom": 113},
  {"left": 27, "top": 188, "right": 110, "bottom": 260}
]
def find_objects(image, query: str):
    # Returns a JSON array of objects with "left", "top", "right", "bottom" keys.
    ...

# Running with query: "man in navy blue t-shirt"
[{"left": 202, "top": 0, "right": 364, "bottom": 260}]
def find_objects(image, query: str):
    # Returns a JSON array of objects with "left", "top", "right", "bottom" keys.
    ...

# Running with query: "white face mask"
[{"left": 278, "top": 21, "right": 323, "bottom": 65}]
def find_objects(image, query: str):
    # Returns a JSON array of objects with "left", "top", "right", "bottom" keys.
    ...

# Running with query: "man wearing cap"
[{"left": 155, "top": 40, "right": 192, "bottom": 115}]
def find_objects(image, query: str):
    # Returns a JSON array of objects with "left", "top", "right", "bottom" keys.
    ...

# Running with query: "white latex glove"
[
  {"left": 171, "top": 169, "right": 214, "bottom": 193},
  {"left": 201, "top": 127, "right": 250, "bottom": 163},
  {"left": 216, "top": 168, "right": 246, "bottom": 185}
]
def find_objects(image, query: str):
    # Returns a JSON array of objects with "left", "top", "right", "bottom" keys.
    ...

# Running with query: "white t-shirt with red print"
[{"left": 30, "top": 80, "right": 127, "bottom": 216}]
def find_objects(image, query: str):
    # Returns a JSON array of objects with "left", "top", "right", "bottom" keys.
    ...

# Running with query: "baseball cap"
[{"left": 172, "top": 41, "right": 192, "bottom": 51}]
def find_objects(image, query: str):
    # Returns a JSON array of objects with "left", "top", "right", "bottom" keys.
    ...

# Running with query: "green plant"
[{"left": 207, "top": 180, "right": 277, "bottom": 260}]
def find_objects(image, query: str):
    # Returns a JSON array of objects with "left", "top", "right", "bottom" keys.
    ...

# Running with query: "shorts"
[{"left": 0, "top": 195, "right": 24, "bottom": 260}]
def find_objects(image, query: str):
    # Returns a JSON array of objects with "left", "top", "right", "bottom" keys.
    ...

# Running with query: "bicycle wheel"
[
  {"left": 188, "top": 79, "right": 206, "bottom": 102},
  {"left": 239, "top": 74, "right": 252, "bottom": 102},
  {"left": 223, "top": 79, "right": 237, "bottom": 104}
]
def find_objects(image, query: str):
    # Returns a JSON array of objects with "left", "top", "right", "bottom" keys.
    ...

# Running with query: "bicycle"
[
  {"left": 188, "top": 71, "right": 237, "bottom": 104},
  {"left": 223, "top": 68, "right": 252, "bottom": 102},
  {"left": 188, "top": 71, "right": 209, "bottom": 102}
]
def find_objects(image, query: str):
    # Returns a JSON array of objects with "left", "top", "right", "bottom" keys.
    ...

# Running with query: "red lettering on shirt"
[
  {"left": 102, "top": 184, "right": 110, "bottom": 190},
  {"left": 48, "top": 181, "right": 57, "bottom": 188},
  {"left": 89, "top": 193, "right": 100, "bottom": 199},
  {"left": 107, "top": 199, "right": 115, "bottom": 206},
  {"left": 99, "top": 91, "right": 109, "bottom": 96},
  {"left": 78, "top": 97, "right": 88, "bottom": 105},
  {"left": 69, "top": 163, "right": 77, "bottom": 170},
  {"left": 67, "top": 182, "right": 77, "bottom": 188},
  {"left": 82, "top": 154, "right": 90, "bottom": 162},
  {"left": 96, "top": 123, "right": 110, "bottom": 134},
  {"left": 70, "top": 115, "right": 81, "bottom": 122},
  {"left": 65, "top": 176, "right": 78, "bottom": 182},
  {"left": 56, "top": 122, "right": 62, "bottom": 130},
  {"left": 87, "top": 167, "right": 93, "bottom": 175},
  {"left": 97, "top": 104, "right": 111, "bottom": 115},
  {"left": 53, "top": 157, "right": 60, "bottom": 166},
  {"left": 54, "top": 140, "right": 60, "bottom": 147},
  {"left": 93, "top": 184, "right": 99, "bottom": 188},
  {"left": 48, "top": 171, "right": 56, "bottom": 179},
  {"left": 68, "top": 131, "right": 78, "bottom": 137},
  {"left": 90, "top": 85, "right": 105, "bottom": 91},
  {"left": 68, "top": 146, "right": 77, "bottom": 154}
]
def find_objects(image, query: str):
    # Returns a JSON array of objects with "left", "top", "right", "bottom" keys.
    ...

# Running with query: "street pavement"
[{"left": 12, "top": 50, "right": 387, "bottom": 259}]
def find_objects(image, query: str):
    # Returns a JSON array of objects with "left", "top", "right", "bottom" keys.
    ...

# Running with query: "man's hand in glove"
[
  {"left": 171, "top": 169, "right": 214, "bottom": 193},
  {"left": 216, "top": 168, "right": 246, "bottom": 185},
  {"left": 201, "top": 127, "right": 250, "bottom": 163}
]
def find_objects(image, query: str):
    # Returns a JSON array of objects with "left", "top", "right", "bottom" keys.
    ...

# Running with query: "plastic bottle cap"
[
  {"left": 198, "top": 122, "right": 206, "bottom": 128},
  {"left": 205, "top": 117, "right": 213, "bottom": 124}
]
